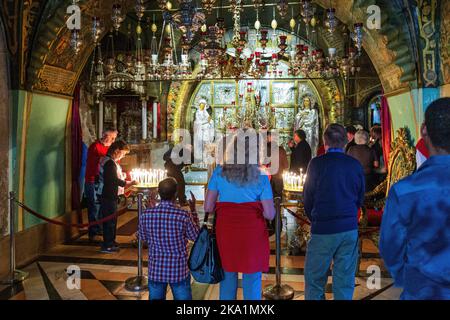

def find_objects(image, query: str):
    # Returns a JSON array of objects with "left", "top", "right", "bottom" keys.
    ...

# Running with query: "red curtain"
[
  {"left": 71, "top": 85, "right": 83, "bottom": 222},
  {"left": 380, "top": 94, "right": 391, "bottom": 167}
]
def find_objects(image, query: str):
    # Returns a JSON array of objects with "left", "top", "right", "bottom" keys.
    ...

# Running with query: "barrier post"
[
  {"left": 125, "top": 193, "right": 148, "bottom": 292},
  {"left": 263, "top": 197, "right": 294, "bottom": 300},
  {"left": 1, "top": 192, "right": 29, "bottom": 285}
]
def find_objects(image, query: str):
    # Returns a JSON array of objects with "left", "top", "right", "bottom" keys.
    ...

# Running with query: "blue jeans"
[
  {"left": 149, "top": 277, "right": 192, "bottom": 300},
  {"left": 84, "top": 182, "right": 101, "bottom": 236},
  {"left": 220, "top": 271, "right": 262, "bottom": 300},
  {"left": 305, "top": 229, "right": 358, "bottom": 300}
]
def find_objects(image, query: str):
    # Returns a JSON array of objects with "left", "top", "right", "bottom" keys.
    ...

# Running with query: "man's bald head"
[{"left": 158, "top": 177, "right": 178, "bottom": 201}]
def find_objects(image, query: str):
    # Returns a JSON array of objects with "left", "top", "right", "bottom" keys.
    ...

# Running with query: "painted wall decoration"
[{"left": 417, "top": 0, "right": 440, "bottom": 87}]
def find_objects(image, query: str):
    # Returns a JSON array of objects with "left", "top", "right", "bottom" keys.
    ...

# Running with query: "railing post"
[
  {"left": 125, "top": 193, "right": 148, "bottom": 292},
  {"left": 1, "top": 192, "right": 28, "bottom": 285},
  {"left": 263, "top": 197, "right": 294, "bottom": 300}
]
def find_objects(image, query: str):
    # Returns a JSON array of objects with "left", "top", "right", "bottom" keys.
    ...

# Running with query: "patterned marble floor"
[{"left": 0, "top": 207, "right": 402, "bottom": 300}]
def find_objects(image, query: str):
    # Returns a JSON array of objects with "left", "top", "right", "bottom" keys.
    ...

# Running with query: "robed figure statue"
[
  {"left": 193, "top": 99, "right": 214, "bottom": 164},
  {"left": 294, "top": 96, "right": 319, "bottom": 157}
]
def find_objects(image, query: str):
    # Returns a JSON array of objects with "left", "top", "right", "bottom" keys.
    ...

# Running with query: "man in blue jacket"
[
  {"left": 380, "top": 98, "right": 450, "bottom": 300},
  {"left": 303, "top": 123, "right": 365, "bottom": 300}
]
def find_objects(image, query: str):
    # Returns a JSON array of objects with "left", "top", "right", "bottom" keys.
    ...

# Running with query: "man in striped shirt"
[{"left": 139, "top": 178, "right": 199, "bottom": 300}]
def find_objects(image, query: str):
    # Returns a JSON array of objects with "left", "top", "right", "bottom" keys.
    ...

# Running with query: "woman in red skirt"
[{"left": 204, "top": 135, "right": 276, "bottom": 300}]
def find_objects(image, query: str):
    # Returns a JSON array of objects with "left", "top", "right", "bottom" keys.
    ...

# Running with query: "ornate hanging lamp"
[
  {"left": 201, "top": 0, "right": 216, "bottom": 15},
  {"left": 277, "top": 0, "right": 289, "bottom": 19},
  {"left": 351, "top": 22, "right": 364, "bottom": 56},
  {"left": 172, "top": 0, "right": 206, "bottom": 44},
  {"left": 111, "top": 3, "right": 125, "bottom": 32},
  {"left": 135, "top": 0, "right": 146, "bottom": 21},
  {"left": 324, "top": 8, "right": 338, "bottom": 33},
  {"left": 300, "top": 0, "right": 314, "bottom": 25}
]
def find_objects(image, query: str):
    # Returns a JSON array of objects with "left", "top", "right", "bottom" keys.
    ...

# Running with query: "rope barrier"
[
  {"left": 15, "top": 200, "right": 129, "bottom": 229},
  {"left": 285, "top": 207, "right": 380, "bottom": 236}
]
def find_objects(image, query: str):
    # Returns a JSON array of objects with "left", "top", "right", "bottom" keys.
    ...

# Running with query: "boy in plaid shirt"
[{"left": 139, "top": 178, "right": 199, "bottom": 300}]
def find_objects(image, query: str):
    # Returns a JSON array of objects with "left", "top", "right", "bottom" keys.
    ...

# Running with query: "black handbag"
[{"left": 188, "top": 211, "right": 224, "bottom": 284}]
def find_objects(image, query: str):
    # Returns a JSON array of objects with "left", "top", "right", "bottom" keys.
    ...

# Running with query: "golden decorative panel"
[{"left": 35, "top": 65, "right": 77, "bottom": 94}]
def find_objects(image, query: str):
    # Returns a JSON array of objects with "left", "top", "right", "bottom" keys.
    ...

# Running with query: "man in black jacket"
[
  {"left": 98, "top": 141, "right": 137, "bottom": 253},
  {"left": 289, "top": 129, "right": 312, "bottom": 173}
]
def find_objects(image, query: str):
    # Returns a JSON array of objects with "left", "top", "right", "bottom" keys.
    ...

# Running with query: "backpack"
[{"left": 188, "top": 212, "right": 224, "bottom": 284}]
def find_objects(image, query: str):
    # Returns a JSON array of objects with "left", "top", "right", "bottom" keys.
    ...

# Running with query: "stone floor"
[{"left": 0, "top": 203, "right": 402, "bottom": 300}]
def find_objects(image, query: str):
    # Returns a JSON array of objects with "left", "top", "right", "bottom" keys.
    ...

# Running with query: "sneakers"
[{"left": 100, "top": 246, "right": 120, "bottom": 254}]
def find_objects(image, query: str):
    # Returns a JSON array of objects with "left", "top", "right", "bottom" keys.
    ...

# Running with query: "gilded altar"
[{"left": 360, "top": 127, "right": 416, "bottom": 251}]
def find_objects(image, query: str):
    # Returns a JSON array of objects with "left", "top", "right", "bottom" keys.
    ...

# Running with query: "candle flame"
[
  {"left": 130, "top": 168, "right": 167, "bottom": 188},
  {"left": 283, "top": 171, "right": 307, "bottom": 192}
]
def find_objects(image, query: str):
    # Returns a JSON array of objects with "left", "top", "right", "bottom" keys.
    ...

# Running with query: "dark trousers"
[
  {"left": 100, "top": 198, "right": 118, "bottom": 248},
  {"left": 84, "top": 182, "right": 102, "bottom": 237},
  {"left": 167, "top": 168, "right": 187, "bottom": 204}
]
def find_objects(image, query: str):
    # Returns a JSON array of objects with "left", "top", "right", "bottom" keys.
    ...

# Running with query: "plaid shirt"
[{"left": 139, "top": 200, "right": 200, "bottom": 283}]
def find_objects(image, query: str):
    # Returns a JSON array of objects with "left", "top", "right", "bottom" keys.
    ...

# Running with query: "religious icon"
[{"left": 294, "top": 95, "right": 319, "bottom": 156}]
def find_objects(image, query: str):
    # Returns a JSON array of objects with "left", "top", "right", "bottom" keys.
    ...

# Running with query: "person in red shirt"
[{"left": 84, "top": 129, "right": 118, "bottom": 241}]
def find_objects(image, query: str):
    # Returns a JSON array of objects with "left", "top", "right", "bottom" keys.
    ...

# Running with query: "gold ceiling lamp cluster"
[{"left": 86, "top": 0, "right": 366, "bottom": 99}]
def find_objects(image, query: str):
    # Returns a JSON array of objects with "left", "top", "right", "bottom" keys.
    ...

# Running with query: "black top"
[
  {"left": 290, "top": 140, "right": 312, "bottom": 173},
  {"left": 345, "top": 139, "right": 357, "bottom": 153},
  {"left": 101, "top": 159, "right": 126, "bottom": 201}
]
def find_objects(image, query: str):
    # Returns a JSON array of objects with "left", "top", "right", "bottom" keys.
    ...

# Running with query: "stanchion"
[
  {"left": 125, "top": 193, "right": 148, "bottom": 292},
  {"left": 1, "top": 192, "right": 29, "bottom": 285},
  {"left": 263, "top": 197, "right": 294, "bottom": 300}
]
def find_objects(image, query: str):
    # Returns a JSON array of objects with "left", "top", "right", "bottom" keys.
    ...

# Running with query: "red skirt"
[{"left": 215, "top": 202, "right": 270, "bottom": 274}]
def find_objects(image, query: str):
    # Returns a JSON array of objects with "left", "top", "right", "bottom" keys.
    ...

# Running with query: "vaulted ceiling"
[{"left": 1, "top": 0, "right": 447, "bottom": 96}]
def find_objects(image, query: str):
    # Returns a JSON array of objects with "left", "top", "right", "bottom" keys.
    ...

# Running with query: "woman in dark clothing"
[{"left": 347, "top": 130, "right": 379, "bottom": 191}]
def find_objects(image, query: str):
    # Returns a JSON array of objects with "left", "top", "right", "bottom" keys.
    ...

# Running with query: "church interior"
[{"left": 0, "top": 0, "right": 449, "bottom": 301}]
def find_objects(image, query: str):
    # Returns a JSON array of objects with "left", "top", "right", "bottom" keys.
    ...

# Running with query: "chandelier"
[{"left": 86, "top": 0, "right": 364, "bottom": 101}]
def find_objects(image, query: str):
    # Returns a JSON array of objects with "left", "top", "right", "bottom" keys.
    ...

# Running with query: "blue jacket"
[
  {"left": 303, "top": 149, "right": 365, "bottom": 235},
  {"left": 379, "top": 155, "right": 450, "bottom": 300}
]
